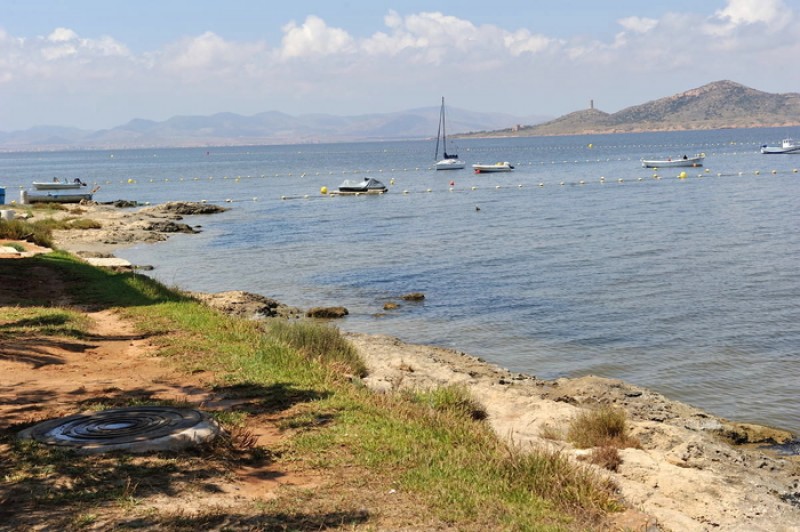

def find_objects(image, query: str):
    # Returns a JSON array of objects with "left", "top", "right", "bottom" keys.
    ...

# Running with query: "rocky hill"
[{"left": 469, "top": 81, "right": 800, "bottom": 137}]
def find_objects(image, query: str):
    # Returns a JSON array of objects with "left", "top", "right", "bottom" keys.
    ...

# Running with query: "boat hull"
[
  {"left": 760, "top": 141, "right": 800, "bottom": 154},
  {"left": 21, "top": 190, "right": 93, "bottom": 204},
  {"left": 641, "top": 156, "right": 704, "bottom": 168},
  {"left": 472, "top": 162, "right": 514, "bottom": 173},
  {"left": 337, "top": 178, "right": 387, "bottom": 194},
  {"left": 435, "top": 159, "right": 466, "bottom": 170},
  {"left": 32, "top": 182, "right": 84, "bottom": 190}
]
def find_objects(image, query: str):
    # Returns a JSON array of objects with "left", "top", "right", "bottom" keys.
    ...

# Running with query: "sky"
[{"left": 0, "top": 0, "right": 798, "bottom": 131}]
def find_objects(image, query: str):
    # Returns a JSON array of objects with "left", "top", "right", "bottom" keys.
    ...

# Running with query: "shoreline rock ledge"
[{"left": 346, "top": 331, "right": 800, "bottom": 531}]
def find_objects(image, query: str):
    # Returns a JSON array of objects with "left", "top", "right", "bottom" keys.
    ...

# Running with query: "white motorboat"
[
  {"left": 337, "top": 177, "right": 387, "bottom": 194},
  {"left": 472, "top": 162, "right": 514, "bottom": 173},
  {"left": 32, "top": 178, "right": 88, "bottom": 190},
  {"left": 760, "top": 139, "right": 800, "bottom": 154},
  {"left": 434, "top": 97, "right": 465, "bottom": 170},
  {"left": 641, "top": 154, "right": 704, "bottom": 168}
]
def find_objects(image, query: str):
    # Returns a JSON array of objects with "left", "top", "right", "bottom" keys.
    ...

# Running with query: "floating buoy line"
[{"left": 91, "top": 166, "right": 796, "bottom": 204}]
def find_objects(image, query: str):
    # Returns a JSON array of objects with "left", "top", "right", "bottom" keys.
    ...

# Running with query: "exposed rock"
[
  {"left": 306, "top": 306, "right": 349, "bottom": 319},
  {"left": 192, "top": 290, "right": 302, "bottom": 319},
  {"left": 401, "top": 292, "right": 425, "bottom": 301},
  {"left": 101, "top": 200, "right": 139, "bottom": 208},
  {"left": 383, "top": 302, "right": 399, "bottom": 310},
  {"left": 143, "top": 201, "right": 229, "bottom": 215},
  {"left": 137, "top": 220, "right": 198, "bottom": 234}
]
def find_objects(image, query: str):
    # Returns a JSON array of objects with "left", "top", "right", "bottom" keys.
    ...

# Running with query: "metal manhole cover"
[{"left": 18, "top": 406, "right": 221, "bottom": 453}]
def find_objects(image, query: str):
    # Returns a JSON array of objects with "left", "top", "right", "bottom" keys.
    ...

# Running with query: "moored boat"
[
  {"left": 472, "top": 162, "right": 514, "bottom": 173},
  {"left": 760, "top": 139, "right": 800, "bottom": 154},
  {"left": 337, "top": 177, "right": 387, "bottom": 194},
  {"left": 21, "top": 187, "right": 97, "bottom": 204},
  {"left": 641, "top": 154, "right": 704, "bottom": 168},
  {"left": 32, "top": 178, "right": 87, "bottom": 190},
  {"left": 434, "top": 97, "right": 466, "bottom": 170}
]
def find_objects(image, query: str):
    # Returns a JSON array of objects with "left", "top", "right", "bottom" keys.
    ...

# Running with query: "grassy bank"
[{"left": 1, "top": 253, "right": 625, "bottom": 530}]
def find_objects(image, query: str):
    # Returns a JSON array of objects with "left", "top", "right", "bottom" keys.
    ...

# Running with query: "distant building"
[{"left": 590, "top": 99, "right": 594, "bottom": 110}]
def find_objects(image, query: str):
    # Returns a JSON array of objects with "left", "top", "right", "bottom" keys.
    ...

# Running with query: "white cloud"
[
  {"left": 715, "top": 0, "right": 785, "bottom": 26},
  {"left": 618, "top": 17, "right": 658, "bottom": 34},
  {"left": 162, "top": 31, "right": 266, "bottom": 74},
  {"left": 704, "top": 0, "right": 793, "bottom": 37},
  {"left": 0, "top": 4, "right": 798, "bottom": 130},
  {"left": 361, "top": 11, "right": 554, "bottom": 62},
  {"left": 280, "top": 15, "right": 354, "bottom": 59}
]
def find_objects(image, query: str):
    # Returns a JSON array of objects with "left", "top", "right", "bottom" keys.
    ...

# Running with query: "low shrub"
[{"left": 567, "top": 405, "right": 640, "bottom": 450}]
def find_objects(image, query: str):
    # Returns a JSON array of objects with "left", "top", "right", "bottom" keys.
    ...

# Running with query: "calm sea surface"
[{"left": 2, "top": 127, "right": 798, "bottom": 435}]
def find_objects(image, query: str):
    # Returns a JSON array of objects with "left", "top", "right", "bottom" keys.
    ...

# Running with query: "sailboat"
[{"left": 434, "top": 97, "right": 466, "bottom": 170}]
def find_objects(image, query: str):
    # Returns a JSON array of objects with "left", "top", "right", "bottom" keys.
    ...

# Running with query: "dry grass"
[{"left": 567, "top": 405, "right": 641, "bottom": 451}]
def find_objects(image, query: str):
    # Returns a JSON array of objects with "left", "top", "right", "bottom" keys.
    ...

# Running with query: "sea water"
[{"left": 1, "top": 126, "right": 798, "bottom": 435}]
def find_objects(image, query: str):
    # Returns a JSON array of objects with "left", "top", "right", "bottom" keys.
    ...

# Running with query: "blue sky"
[{"left": 1, "top": 0, "right": 798, "bottom": 130}]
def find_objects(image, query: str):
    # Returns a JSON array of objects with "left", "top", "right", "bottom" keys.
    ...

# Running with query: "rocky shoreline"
[{"left": 13, "top": 200, "right": 800, "bottom": 531}]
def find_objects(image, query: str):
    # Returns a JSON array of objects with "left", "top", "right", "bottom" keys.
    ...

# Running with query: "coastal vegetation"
[
  {"left": 0, "top": 252, "right": 625, "bottom": 530},
  {"left": 0, "top": 206, "right": 101, "bottom": 249}
]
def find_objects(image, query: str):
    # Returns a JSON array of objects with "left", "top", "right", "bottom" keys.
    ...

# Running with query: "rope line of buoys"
[
  {"left": 102, "top": 164, "right": 798, "bottom": 188},
  {"left": 127, "top": 164, "right": 794, "bottom": 205}
]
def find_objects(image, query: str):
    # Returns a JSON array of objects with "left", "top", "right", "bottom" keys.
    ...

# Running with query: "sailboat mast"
[
  {"left": 435, "top": 98, "right": 442, "bottom": 160},
  {"left": 441, "top": 96, "right": 447, "bottom": 156}
]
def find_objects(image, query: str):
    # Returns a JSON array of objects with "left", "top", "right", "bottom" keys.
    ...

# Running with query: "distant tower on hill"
[{"left": 590, "top": 99, "right": 594, "bottom": 110}]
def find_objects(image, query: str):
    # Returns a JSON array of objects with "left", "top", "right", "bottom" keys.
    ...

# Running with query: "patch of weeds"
[
  {"left": 5, "top": 242, "right": 26, "bottom": 252},
  {"left": 567, "top": 405, "right": 641, "bottom": 450},
  {"left": 586, "top": 445, "right": 623, "bottom": 471},
  {"left": 407, "top": 385, "right": 487, "bottom": 421},
  {"left": 265, "top": 320, "right": 367, "bottom": 378},
  {"left": 71, "top": 512, "right": 99, "bottom": 528}
]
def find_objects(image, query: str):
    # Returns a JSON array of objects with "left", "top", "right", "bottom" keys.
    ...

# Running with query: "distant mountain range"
[
  {"left": 467, "top": 81, "right": 800, "bottom": 137},
  {"left": 0, "top": 108, "right": 549, "bottom": 151},
  {"left": 3, "top": 81, "right": 798, "bottom": 151}
]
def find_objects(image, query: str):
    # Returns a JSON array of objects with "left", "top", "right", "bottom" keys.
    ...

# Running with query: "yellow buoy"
[
  {"left": 679, "top": 171, "right": 687, "bottom": 179},
  {"left": 320, "top": 186, "right": 328, "bottom": 195}
]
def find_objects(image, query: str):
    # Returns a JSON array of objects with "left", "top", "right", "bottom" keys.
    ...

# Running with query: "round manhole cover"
[{"left": 18, "top": 406, "right": 221, "bottom": 453}]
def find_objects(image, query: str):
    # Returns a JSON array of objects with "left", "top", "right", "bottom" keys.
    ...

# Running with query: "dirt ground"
[{"left": 2, "top": 202, "right": 800, "bottom": 531}]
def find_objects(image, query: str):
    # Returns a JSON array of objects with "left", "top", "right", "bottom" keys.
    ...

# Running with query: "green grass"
[
  {"left": 1, "top": 253, "right": 625, "bottom": 530},
  {"left": 3, "top": 242, "right": 26, "bottom": 252},
  {"left": 0, "top": 218, "right": 56, "bottom": 248},
  {"left": 0, "top": 213, "right": 101, "bottom": 249},
  {"left": 0, "top": 307, "right": 92, "bottom": 340}
]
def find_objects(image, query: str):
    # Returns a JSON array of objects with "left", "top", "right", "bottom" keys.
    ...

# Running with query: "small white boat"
[
  {"left": 641, "top": 154, "right": 704, "bottom": 168},
  {"left": 472, "top": 162, "right": 514, "bottom": 173},
  {"left": 32, "top": 179, "right": 87, "bottom": 190},
  {"left": 337, "top": 177, "right": 387, "bottom": 194},
  {"left": 434, "top": 97, "right": 466, "bottom": 170},
  {"left": 760, "top": 139, "right": 800, "bottom": 154}
]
